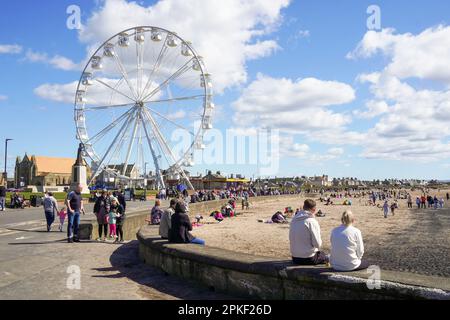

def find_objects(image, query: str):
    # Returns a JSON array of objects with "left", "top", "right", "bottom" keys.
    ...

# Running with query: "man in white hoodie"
[{"left": 289, "top": 199, "right": 329, "bottom": 265}]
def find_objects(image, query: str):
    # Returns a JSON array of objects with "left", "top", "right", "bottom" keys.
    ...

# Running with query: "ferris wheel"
[{"left": 74, "top": 26, "right": 214, "bottom": 190}]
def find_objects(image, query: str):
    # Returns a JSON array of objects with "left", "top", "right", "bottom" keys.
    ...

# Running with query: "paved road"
[{"left": 0, "top": 200, "right": 233, "bottom": 300}]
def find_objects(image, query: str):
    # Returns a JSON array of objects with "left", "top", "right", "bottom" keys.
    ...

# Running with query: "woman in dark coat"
[
  {"left": 93, "top": 190, "right": 109, "bottom": 241},
  {"left": 169, "top": 202, "right": 205, "bottom": 245}
]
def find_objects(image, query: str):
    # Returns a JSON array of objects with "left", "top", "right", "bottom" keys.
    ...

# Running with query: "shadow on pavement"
[{"left": 102, "top": 240, "right": 235, "bottom": 299}]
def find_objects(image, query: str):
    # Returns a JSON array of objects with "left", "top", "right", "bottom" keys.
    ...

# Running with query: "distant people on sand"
[
  {"left": 43, "top": 192, "right": 59, "bottom": 232},
  {"left": 407, "top": 194, "right": 413, "bottom": 208},
  {"left": 330, "top": 210, "right": 368, "bottom": 271},
  {"left": 289, "top": 199, "right": 329, "bottom": 265},
  {"left": 383, "top": 201, "right": 389, "bottom": 218}
]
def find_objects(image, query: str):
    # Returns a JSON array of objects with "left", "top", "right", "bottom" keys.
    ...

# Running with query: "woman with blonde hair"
[{"left": 330, "top": 210, "right": 368, "bottom": 271}]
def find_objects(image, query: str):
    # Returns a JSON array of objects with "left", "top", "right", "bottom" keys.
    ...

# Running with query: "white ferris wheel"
[{"left": 74, "top": 26, "right": 214, "bottom": 190}]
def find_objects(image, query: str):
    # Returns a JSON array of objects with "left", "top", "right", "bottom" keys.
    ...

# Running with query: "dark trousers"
[
  {"left": 67, "top": 211, "right": 80, "bottom": 239},
  {"left": 117, "top": 224, "right": 124, "bottom": 240},
  {"left": 98, "top": 224, "right": 108, "bottom": 238},
  {"left": 292, "top": 251, "right": 329, "bottom": 265},
  {"left": 45, "top": 211, "right": 55, "bottom": 227}
]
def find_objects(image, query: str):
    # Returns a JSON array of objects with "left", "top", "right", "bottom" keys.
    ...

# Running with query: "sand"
[{"left": 191, "top": 189, "right": 450, "bottom": 277}]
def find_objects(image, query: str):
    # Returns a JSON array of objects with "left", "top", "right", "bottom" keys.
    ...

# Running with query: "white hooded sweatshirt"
[{"left": 289, "top": 210, "right": 322, "bottom": 258}]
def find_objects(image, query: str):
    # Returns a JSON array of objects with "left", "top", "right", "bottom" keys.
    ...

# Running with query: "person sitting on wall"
[
  {"left": 150, "top": 199, "right": 163, "bottom": 225},
  {"left": 289, "top": 199, "right": 329, "bottom": 265},
  {"left": 159, "top": 199, "right": 177, "bottom": 239},
  {"left": 169, "top": 202, "right": 205, "bottom": 245},
  {"left": 330, "top": 210, "right": 368, "bottom": 271}
]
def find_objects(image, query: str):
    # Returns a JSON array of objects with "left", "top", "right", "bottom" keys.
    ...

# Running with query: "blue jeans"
[
  {"left": 45, "top": 211, "right": 55, "bottom": 227},
  {"left": 0, "top": 197, "right": 5, "bottom": 211},
  {"left": 190, "top": 237, "right": 205, "bottom": 245},
  {"left": 67, "top": 211, "right": 80, "bottom": 239}
]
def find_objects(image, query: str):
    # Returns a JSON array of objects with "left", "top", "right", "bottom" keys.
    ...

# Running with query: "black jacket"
[
  {"left": 112, "top": 204, "right": 125, "bottom": 225},
  {"left": 169, "top": 211, "right": 194, "bottom": 243},
  {"left": 0, "top": 186, "right": 6, "bottom": 197}
]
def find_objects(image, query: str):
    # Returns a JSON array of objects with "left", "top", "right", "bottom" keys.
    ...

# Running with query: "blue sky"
[{"left": 1, "top": 0, "right": 450, "bottom": 180}]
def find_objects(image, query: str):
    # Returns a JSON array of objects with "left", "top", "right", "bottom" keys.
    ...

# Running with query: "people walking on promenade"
[
  {"left": 58, "top": 207, "right": 67, "bottom": 232},
  {"left": 330, "top": 210, "right": 368, "bottom": 271},
  {"left": 108, "top": 204, "right": 119, "bottom": 240},
  {"left": 65, "top": 184, "right": 85, "bottom": 243},
  {"left": 0, "top": 185, "right": 6, "bottom": 212},
  {"left": 94, "top": 190, "right": 110, "bottom": 241},
  {"left": 43, "top": 192, "right": 59, "bottom": 232},
  {"left": 110, "top": 197, "right": 124, "bottom": 242},
  {"left": 289, "top": 199, "right": 329, "bottom": 265}
]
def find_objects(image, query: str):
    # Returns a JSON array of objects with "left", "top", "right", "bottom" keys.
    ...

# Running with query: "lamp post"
[
  {"left": 144, "top": 162, "right": 148, "bottom": 201},
  {"left": 4, "top": 139, "right": 12, "bottom": 187}
]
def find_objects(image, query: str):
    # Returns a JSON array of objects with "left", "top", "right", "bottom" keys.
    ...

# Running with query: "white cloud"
[
  {"left": 0, "top": 44, "right": 22, "bottom": 54},
  {"left": 349, "top": 26, "right": 450, "bottom": 161},
  {"left": 76, "top": 0, "right": 290, "bottom": 93},
  {"left": 353, "top": 100, "right": 389, "bottom": 119},
  {"left": 0, "top": 95, "right": 8, "bottom": 101},
  {"left": 232, "top": 73, "right": 355, "bottom": 134},
  {"left": 349, "top": 26, "right": 450, "bottom": 84},
  {"left": 25, "top": 50, "right": 80, "bottom": 71}
]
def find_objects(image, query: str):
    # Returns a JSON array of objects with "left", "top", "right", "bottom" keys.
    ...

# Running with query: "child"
[
  {"left": 57, "top": 207, "right": 67, "bottom": 232},
  {"left": 108, "top": 208, "right": 119, "bottom": 240}
]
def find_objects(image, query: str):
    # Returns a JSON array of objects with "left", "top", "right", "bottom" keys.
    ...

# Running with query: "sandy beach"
[{"left": 191, "top": 190, "right": 450, "bottom": 277}]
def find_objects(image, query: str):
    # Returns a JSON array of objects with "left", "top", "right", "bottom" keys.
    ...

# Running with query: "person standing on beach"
[
  {"left": 383, "top": 200, "right": 389, "bottom": 218},
  {"left": 416, "top": 197, "right": 421, "bottom": 209},
  {"left": 407, "top": 194, "right": 412, "bottom": 208},
  {"left": 289, "top": 199, "right": 329, "bottom": 265},
  {"left": 65, "top": 184, "right": 85, "bottom": 243}
]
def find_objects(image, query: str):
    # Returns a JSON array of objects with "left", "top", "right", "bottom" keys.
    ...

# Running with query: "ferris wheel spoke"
[
  {"left": 83, "top": 102, "right": 135, "bottom": 111},
  {"left": 140, "top": 112, "right": 165, "bottom": 189},
  {"left": 105, "top": 110, "right": 136, "bottom": 173},
  {"left": 112, "top": 51, "right": 139, "bottom": 100},
  {"left": 94, "top": 78, "right": 135, "bottom": 102},
  {"left": 144, "top": 104, "right": 194, "bottom": 136},
  {"left": 85, "top": 108, "right": 135, "bottom": 145},
  {"left": 141, "top": 107, "right": 194, "bottom": 190},
  {"left": 141, "top": 58, "right": 194, "bottom": 102},
  {"left": 145, "top": 94, "right": 205, "bottom": 104},
  {"left": 139, "top": 33, "right": 169, "bottom": 101},
  {"left": 89, "top": 108, "right": 136, "bottom": 183},
  {"left": 122, "top": 113, "right": 140, "bottom": 176}
]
